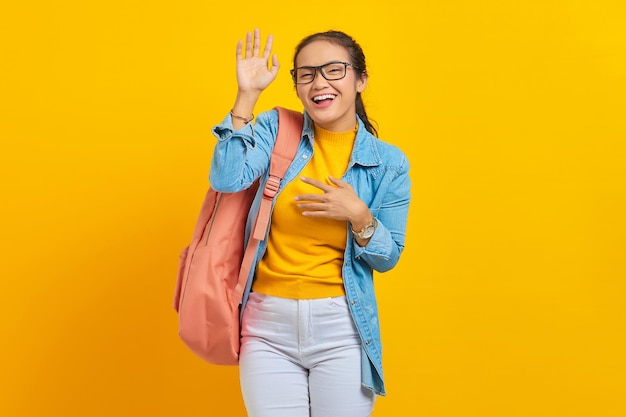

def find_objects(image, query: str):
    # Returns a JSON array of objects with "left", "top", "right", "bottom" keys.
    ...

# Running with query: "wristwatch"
[{"left": 351, "top": 218, "right": 378, "bottom": 239}]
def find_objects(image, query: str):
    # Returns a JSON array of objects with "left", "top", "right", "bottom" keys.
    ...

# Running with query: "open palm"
[{"left": 236, "top": 29, "right": 280, "bottom": 93}]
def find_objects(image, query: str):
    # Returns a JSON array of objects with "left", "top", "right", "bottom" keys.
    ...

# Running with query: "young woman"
[{"left": 209, "top": 28, "right": 411, "bottom": 417}]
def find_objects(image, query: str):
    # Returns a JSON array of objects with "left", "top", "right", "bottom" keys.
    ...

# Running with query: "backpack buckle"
[{"left": 263, "top": 176, "right": 281, "bottom": 198}]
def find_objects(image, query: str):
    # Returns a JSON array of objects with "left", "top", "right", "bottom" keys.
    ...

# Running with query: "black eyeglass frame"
[{"left": 290, "top": 61, "right": 359, "bottom": 85}]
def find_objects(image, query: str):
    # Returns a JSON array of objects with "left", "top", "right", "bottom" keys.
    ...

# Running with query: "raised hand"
[{"left": 236, "top": 29, "right": 280, "bottom": 94}]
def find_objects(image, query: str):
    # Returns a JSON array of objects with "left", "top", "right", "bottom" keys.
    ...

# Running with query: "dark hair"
[{"left": 293, "top": 30, "right": 378, "bottom": 137}]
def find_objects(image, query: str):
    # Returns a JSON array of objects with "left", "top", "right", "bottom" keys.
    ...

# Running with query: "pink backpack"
[{"left": 173, "top": 107, "right": 303, "bottom": 365}]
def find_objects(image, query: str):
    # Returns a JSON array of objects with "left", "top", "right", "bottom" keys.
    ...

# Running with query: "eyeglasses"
[{"left": 290, "top": 61, "right": 358, "bottom": 85}]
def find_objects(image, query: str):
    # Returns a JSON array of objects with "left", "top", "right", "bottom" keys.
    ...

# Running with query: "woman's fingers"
[
  {"left": 263, "top": 33, "right": 273, "bottom": 59},
  {"left": 295, "top": 193, "right": 325, "bottom": 202},
  {"left": 328, "top": 175, "right": 349, "bottom": 188},
  {"left": 271, "top": 53, "right": 280, "bottom": 73},
  {"left": 253, "top": 28, "right": 261, "bottom": 56},
  {"left": 236, "top": 39, "right": 243, "bottom": 60},
  {"left": 239, "top": 29, "right": 268, "bottom": 59},
  {"left": 298, "top": 176, "right": 334, "bottom": 192},
  {"left": 245, "top": 31, "right": 253, "bottom": 59}
]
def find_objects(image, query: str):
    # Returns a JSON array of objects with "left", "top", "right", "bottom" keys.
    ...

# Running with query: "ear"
[{"left": 356, "top": 73, "right": 368, "bottom": 93}]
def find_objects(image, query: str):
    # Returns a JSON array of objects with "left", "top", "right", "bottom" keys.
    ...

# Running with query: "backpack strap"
[
  {"left": 236, "top": 107, "right": 304, "bottom": 296},
  {"left": 252, "top": 107, "right": 303, "bottom": 240}
]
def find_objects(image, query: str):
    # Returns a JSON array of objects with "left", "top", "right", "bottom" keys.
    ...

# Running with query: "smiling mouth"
[
  {"left": 312, "top": 94, "right": 336, "bottom": 103},
  {"left": 312, "top": 94, "right": 336, "bottom": 107}
]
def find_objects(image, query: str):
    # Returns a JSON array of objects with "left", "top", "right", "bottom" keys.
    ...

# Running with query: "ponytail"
[{"left": 356, "top": 92, "right": 378, "bottom": 137}]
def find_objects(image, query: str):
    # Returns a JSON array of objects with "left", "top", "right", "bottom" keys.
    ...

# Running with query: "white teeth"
[{"left": 313, "top": 94, "right": 336, "bottom": 102}]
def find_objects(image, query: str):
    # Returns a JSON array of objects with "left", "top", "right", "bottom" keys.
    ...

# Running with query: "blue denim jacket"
[{"left": 210, "top": 109, "right": 411, "bottom": 396}]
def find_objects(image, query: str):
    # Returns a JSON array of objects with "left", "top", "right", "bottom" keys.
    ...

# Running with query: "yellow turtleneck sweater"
[{"left": 253, "top": 123, "right": 356, "bottom": 299}]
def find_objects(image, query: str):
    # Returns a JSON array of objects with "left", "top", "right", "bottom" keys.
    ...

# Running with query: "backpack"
[{"left": 172, "top": 107, "right": 303, "bottom": 365}]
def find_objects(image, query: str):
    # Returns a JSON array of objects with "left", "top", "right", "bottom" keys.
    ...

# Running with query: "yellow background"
[{"left": 1, "top": 1, "right": 625, "bottom": 416}]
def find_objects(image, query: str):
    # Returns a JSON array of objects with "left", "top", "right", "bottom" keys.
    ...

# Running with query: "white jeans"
[{"left": 239, "top": 292, "right": 376, "bottom": 417}]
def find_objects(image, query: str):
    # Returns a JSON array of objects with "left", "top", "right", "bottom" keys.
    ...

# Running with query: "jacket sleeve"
[
  {"left": 353, "top": 154, "right": 411, "bottom": 272},
  {"left": 209, "top": 110, "right": 279, "bottom": 192}
]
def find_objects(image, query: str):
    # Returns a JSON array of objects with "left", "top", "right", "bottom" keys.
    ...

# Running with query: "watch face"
[
  {"left": 356, "top": 218, "right": 377, "bottom": 239},
  {"left": 361, "top": 226, "right": 375, "bottom": 239}
]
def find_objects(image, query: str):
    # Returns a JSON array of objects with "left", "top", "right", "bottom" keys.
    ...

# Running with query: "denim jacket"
[{"left": 210, "top": 109, "right": 411, "bottom": 396}]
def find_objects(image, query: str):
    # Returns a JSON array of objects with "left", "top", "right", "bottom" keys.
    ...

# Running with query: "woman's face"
[{"left": 294, "top": 40, "right": 367, "bottom": 132}]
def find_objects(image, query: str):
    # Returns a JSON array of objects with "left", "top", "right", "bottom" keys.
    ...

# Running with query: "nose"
[{"left": 310, "top": 68, "right": 329, "bottom": 89}]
